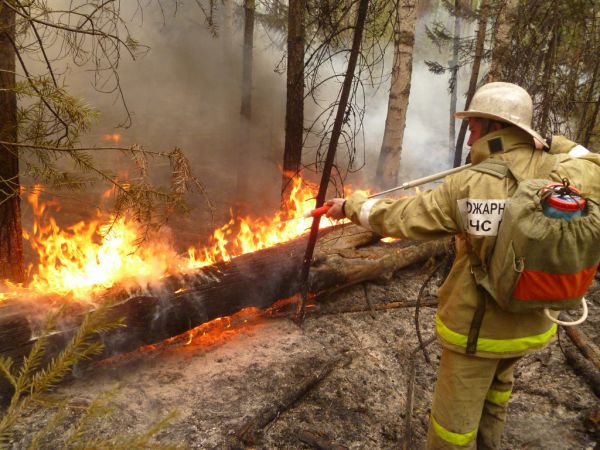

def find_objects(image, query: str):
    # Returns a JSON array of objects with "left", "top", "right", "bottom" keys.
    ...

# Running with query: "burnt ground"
[{"left": 6, "top": 261, "right": 600, "bottom": 450}]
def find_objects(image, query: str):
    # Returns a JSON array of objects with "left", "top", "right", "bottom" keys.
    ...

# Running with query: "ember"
[
  {"left": 102, "top": 133, "right": 122, "bottom": 143},
  {"left": 96, "top": 294, "right": 304, "bottom": 365}
]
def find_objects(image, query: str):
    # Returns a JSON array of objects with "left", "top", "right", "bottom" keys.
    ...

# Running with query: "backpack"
[{"left": 468, "top": 158, "right": 600, "bottom": 325}]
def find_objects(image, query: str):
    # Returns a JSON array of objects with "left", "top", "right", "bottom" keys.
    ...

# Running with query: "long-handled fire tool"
[{"left": 300, "top": 163, "right": 472, "bottom": 219}]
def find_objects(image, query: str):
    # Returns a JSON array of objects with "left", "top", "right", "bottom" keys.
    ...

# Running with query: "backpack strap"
[
  {"left": 466, "top": 293, "right": 488, "bottom": 354},
  {"left": 472, "top": 154, "right": 560, "bottom": 182},
  {"left": 471, "top": 159, "right": 512, "bottom": 179},
  {"left": 463, "top": 235, "right": 490, "bottom": 355}
]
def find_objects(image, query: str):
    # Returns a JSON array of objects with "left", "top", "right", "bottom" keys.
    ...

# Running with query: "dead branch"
[
  {"left": 362, "top": 283, "right": 376, "bottom": 319},
  {"left": 561, "top": 318, "right": 600, "bottom": 372},
  {"left": 298, "top": 430, "right": 349, "bottom": 450},
  {"left": 403, "top": 360, "right": 416, "bottom": 450},
  {"left": 512, "top": 385, "right": 588, "bottom": 412},
  {"left": 415, "top": 259, "right": 446, "bottom": 364},
  {"left": 236, "top": 355, "right": 353, "bottom": 445},
  {"left": 559, "top": 328, "right": 600, "bottom": 398},
  {"left": 403, "top": 336, "right": 437, "bottom": 450},
  {"left": 314, "top": 298, "right": 439, "bottom": 316},
  {"left": 296, "top": 0, "right": 371, "bottom": 322}
]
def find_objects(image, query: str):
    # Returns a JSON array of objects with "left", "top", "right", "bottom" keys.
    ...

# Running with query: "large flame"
[
  {"left": 1, "top": 177, "right": 334, "bottom": 301},
  {"left": 20, "top": 187, "right": 179, "bottom": 299},
  {"left": 185, "top": 175, "right": 325, "bottom": 269}
]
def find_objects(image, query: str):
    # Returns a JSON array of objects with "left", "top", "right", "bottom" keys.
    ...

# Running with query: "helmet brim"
[{"left": 455, "top": 110, "right": 548, "bottom": 148}]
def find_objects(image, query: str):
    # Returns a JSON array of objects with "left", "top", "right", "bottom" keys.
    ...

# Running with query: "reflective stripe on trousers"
[
  {"left": 427, "top": 348, "right": 520, "bottom": 449},
  {"left": 431, "top": 415, "right": 477, "bottom": 447},
  {"left": 485, "top": 388, "right": 512, "bottom": 405},
  {"left": 435, "top": 315, "right": 557, "bottom": 354},
  {"left": 429, "top": 393, "right": 514, "bottom": 449}
]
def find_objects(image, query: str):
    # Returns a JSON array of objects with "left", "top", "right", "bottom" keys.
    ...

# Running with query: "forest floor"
[{"left": 6, "top": 260, "right": 600, "bottom": 450}]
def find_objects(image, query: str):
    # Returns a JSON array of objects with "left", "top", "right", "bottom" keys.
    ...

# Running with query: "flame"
[
  {"left": 94, "top": 295, "right": 303, "bottom": 364},
  {"left": 102, "top": 133, "right": 122, "bottom": 143},
  {"left": 184, "top": 176, "right": 331, "bottom": 270},
  {"left": 17, "top": 187, "right": 180, "bottom": 300},
  {"left": 1, "top": 176, "right": 334, "bottom": 301},
  {"left": 95, "top": 306, "right": 266, "bottom": 365}
]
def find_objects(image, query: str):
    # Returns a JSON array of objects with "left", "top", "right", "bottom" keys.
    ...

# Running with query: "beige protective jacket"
[{"left": 345, "top": 127, "right": 600, "bottom": 358}]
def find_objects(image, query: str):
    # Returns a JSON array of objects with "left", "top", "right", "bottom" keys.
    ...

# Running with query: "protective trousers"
[{"left": 426, "top": 348, "right": 520, "bottom": 449}]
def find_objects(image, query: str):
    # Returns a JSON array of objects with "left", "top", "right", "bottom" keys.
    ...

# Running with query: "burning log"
[{"left": 0, "top": 224, "right": 448, "bottom": 399}]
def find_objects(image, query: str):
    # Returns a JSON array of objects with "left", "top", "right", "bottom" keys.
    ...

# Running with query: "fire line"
[{"left": 0, "top": 177, "right": 342, "bottom": 302}]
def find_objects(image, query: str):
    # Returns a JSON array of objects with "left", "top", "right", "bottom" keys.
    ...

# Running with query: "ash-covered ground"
[{"left": 7, "top": 262, "right": 600, "bottom": 449}]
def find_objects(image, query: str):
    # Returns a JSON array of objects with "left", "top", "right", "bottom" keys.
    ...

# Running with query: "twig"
[
  {"left": 236, "top": 355, "right": 352, "bottom": 445},
  {"left": 411, "top": 336, "right": 437, "bottom": 356},
  {"left": 0, "top": 140, "right": 168, "bottom": 156},
  {"left": 362, "top": 283, "right": 376, "bottom": 319},
  {"left": 403, "top": 360, "right": 416, "bottom": 450},
  {"left": 4, "top": 1, "right": 134, "bottom": 55},
  {"left": 315, "top": 298, "right": 438, "bottom": 316},
  {"left": 298, "top": 430, "right": 349, "bottom": 450},
  {"left": 415, "top": 260, "right": 445, "bottom": 364},
  {"left": 403, "top": 336, "right": 436, "bottom": 450}
]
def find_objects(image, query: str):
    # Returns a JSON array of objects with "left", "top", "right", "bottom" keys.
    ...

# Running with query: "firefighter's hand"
[{"left": 325, "top": 198, "right": 346, "bottom": 220}]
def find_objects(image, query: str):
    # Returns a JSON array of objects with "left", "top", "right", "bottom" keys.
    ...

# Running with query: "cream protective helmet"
[{"left": 455, "top": 82, "right": 547, "bottom": 148}]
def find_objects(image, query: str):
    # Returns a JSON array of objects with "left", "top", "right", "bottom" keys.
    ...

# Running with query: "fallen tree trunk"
[{"left": 0, "top": 224, "right": 448, "bottom": 396}]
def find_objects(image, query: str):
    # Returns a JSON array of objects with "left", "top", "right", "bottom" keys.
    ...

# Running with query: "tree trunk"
[
  {"left": 296, "top": 0, "right": 371, "bottom": 319},
  {"left": 453, "top": 0, "right": 489, "bottom": 168},
  {"left": 235, "top": 0, "right": 255, "bottom": 215},
  {"left": 487, "top": 0, "right": 516, "bottom": 82},
  {"left": 579, "top": 56, "right": 600, "bottom": 147},
  {"left": 537, "top": 29, "right": 559, "bottom": 137},
  {"left": 0, "top": 5, "right": 24, "bottom": 283},
  {"left": 240, "top": 0, "right": 255, "bottom": 120},
  {"left": 375, "top": 0, "right": 418, "bottom": 190},
  {"left": 219, "top": 0, "right": 236, "bottom": 67},
  {"left": 448, "top": 0, "right": 461, "bottom": 161},
  {"left": 583, "top": 93, "right": 600, "bottom": 148},
  {"left": 281, "top": 0, "right": 306, "bottom": 203}
]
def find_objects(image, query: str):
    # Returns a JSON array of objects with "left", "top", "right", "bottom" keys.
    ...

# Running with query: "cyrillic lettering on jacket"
[{"left": 457, "top": 198, "right": 507, "bottom": 236}]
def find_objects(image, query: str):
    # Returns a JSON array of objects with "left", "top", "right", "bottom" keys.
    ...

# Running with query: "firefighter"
[{"left": 325, "top": 82, "right": 600, "bottom": 449}]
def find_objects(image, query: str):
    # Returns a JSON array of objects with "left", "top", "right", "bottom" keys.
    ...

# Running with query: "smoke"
[
  {"left": 81, "top": 1, "right": 287, "bottom": 210},
  {"left": 19, "top": 1, "right": 290, "bottom": 249},
  {"left": 359, "top": 5, "right": 476, "bottom": 192},
  {"left": 20, "top": 1, "right": 472, "bottom": 249}
]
